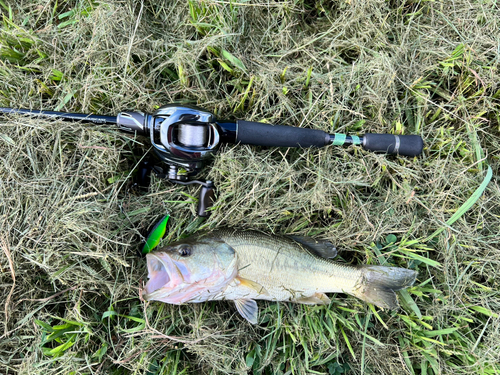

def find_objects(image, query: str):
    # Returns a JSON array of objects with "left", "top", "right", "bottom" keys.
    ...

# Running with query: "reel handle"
[
  {"left": 197, "top": 182, "right": 215, "bottom": 217},
  {"left": 166, "top": 177, "right": 216, "bottom": 217}
]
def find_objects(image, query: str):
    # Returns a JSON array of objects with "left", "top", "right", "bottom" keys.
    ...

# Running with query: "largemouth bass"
[{"left": 142, "top": 229, "right": 417, "bottom": 324}]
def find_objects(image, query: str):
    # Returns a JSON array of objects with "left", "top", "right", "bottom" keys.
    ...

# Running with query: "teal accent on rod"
[
  {"left": 351, "top": 135, "right": 362, "bottom": 145},
  {"left": 332, "top": 133, "right": 346, "bottom": 146}
]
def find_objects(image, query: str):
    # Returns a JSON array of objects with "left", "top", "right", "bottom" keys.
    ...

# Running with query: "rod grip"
[
  {"left": 236, "top": 120, "right": 330, "bottom": 148},
  {"left": 363, "top": 133, "right": 423, "bottom": 157}
]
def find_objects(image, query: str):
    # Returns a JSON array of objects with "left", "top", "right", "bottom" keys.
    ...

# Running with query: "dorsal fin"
[{"left": 288, "top": 235, "right": 337, "bottom": 259}]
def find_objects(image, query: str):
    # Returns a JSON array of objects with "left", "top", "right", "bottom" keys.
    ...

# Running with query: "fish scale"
[{"left": 212, "top": 229, "right": 362, "bottom": 302}]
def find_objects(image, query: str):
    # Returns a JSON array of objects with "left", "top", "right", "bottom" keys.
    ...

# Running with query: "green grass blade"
[
  {"left": 421, "top": 350, "right": 439, "bottom": 374},
  {"left": 398, "top": 336, "right": 415, "bottom": 375},
  {"left": 0, "top": 0, "right": 9, "bottom": 12},
  {"left": 340, "top": 326, "right": 356, "bottom": 361},
  {"left": 468, "top": 305, "right": 499, "bottom": 318},
  {"left": 396, "top": 251, "right": 441, "bottom": 268},
  {"left": 399, "top": 289, "right": 422, "bottom": 319},
  {"left": 48, "top": 336, "right": 76, "bottom": 356},
  {"left": 35, "top": 319, "right": 55, "bottom": 332},
  {"left": 426, "top": 166, "right": 492, "bottom": 241},
  {"left": 422, "top": 327, "right": 459, "bottom": 337},
  {"left": 0, "top": 133, "right": 15, "bottom": 146},
  {"left": 54, "top": 90, "right": 76, "bottom": 111},
  {"left": 221, "top": 49, "right": 247, "bottom": 72},
  {"left": 235, "top": 75, "right": 254, "bottom": 112}
]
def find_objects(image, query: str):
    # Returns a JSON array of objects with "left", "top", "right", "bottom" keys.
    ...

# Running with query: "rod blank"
[{"left": 0, "top": 107, "right": 117, "bottom": 125}]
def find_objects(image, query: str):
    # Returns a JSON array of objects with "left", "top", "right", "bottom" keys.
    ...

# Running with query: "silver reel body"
[{"left": 147, "top": 104, "right": 221, "bottom": 178}]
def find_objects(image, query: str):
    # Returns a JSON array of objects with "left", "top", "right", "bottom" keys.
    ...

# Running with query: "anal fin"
[
  {"left": 295, "top": 292, "right": 331, "bottom": 305},
  {"left": 234, "top": 299, "right": 258, "bottom": 324}
]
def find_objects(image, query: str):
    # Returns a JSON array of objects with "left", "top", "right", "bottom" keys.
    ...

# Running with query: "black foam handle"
[
  {"left": 363, "top": 134, "right": 423, "bottom": 157},
  {"left": 236, "top": 120, "right": 330, "bottom": 148}
]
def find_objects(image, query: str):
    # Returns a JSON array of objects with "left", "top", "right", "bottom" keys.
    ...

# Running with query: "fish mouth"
[
  {"left": 144, "top": 253, "right": 186, "bottom": 297},
  {"left": 142, "top": 247, "right": 239, "bottom": 305}
]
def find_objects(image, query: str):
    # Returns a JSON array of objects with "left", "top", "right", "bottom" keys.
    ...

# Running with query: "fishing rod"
[{"left": 0, "top": 105, "right": 423, "bottom": 216}]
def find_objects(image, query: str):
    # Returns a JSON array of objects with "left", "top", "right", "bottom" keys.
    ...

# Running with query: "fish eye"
[{"left": 178, "top": 245, "right": 192, "bottom": 257}]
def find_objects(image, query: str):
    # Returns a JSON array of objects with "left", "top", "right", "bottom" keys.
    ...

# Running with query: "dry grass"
[{"left": 1, "top": 0, "right": 499, "bottom": 374}]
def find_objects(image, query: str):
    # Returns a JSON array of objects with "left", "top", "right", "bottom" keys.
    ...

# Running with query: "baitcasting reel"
[{"left": 0, "top": 104, "right": 424, "bottom": 216}]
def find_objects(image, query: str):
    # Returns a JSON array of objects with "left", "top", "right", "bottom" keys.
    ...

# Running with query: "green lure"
[{"left": 142, "top": 215, "right": 170, "bottom": 255}]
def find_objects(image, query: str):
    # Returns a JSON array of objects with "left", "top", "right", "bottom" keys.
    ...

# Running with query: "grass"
[{"left": 0, "top": 0, "right": 499, "bottom": 374}]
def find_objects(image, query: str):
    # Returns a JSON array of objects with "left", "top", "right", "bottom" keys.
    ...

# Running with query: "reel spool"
[{"left": 148, "top": 104, "right": 220, "bottom": 178}]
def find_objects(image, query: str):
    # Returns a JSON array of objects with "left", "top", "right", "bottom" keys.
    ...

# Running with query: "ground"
[{"left": 0, "top": 0, "right": 499, "bottom": 374}]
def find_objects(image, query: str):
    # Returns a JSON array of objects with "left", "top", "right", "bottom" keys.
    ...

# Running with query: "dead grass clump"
[{"left": 1, "top": 0, "right": 500, "bottom": 374}]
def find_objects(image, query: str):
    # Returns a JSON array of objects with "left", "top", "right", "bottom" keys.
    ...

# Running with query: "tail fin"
[{"left": 350, "top": 266, "right": 417, "bottom": 309}]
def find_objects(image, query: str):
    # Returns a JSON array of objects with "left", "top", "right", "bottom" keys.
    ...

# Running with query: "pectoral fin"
[
  {"left": 295, "top": 292, "right": 331, "bottom": 305},
  {"left": 234, "top": 299, "right": 258, "bottom": 324},
  {"left": 236, "top": 276, "right": 269, "bottom": 296}
]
